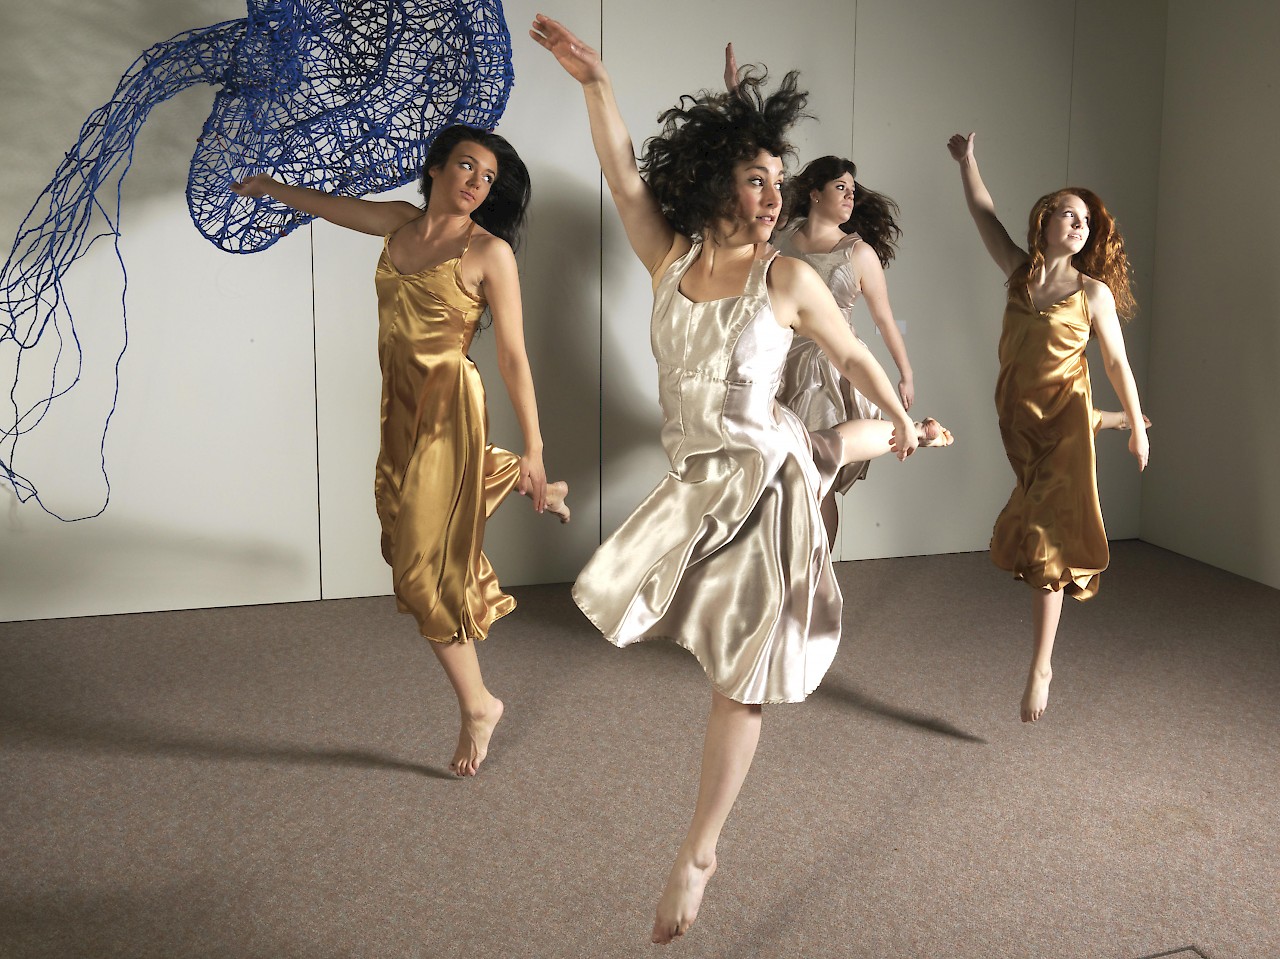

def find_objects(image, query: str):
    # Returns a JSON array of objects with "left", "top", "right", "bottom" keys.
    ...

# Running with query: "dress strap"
[{"left": 1079, "top": 272, "right": 1091, "bottom": 325}]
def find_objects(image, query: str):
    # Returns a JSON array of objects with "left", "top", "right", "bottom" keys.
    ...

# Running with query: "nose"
[{"left": 764, "top": 183, "right": 781, "bottom": 207}]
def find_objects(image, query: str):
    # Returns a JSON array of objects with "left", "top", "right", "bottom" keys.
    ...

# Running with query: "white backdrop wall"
[
  {"left": 1140, "top": 0, "right": 1280, "bottom": 589},
  {"left": 1, "top": 0, "right": 1271, "bottom": 623}
]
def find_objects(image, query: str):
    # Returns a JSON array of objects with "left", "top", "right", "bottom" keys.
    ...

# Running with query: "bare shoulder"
[
  {"left": 469, "top": 228, "right": 516, "bottom": 267},
  {"left": 384, "top": 200, "right": 426, "bottom": 229},
  {"left": 1082, "top": 273, "right": 1116, "bottom": 312}
]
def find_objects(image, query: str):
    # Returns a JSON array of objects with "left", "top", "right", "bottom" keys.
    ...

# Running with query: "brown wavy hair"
[
  {"left": 786, "top": 156, "right": 901, "bottom": 268},
  {"left": 639, "top": 67, "right": 810, "bottom": 238},
  {"left": 1013, "top": 188, "right": 1136, "bottom": 320}
]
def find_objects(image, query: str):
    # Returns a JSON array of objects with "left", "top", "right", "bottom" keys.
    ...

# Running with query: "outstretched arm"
[
  {"left": 778, "top": 260, "right": 918, "bottom": 460},
  {"left": 530, "top": 14, "right": 679, "bottom": 276},
  {"left": 852, "top": 244, "right": 914, "bottom": 410},
  {"left": 230, "top": 175, "right": 421, "bottom": 236},
  {"left": 1087, "top": 280, "right": 1149, "bottom": 471},
  {"left": 479, "top": 236, "right": 552, "bottom": 509},
  {"left": 945, "top": 132, "right": 1025, "bottom": 279}
]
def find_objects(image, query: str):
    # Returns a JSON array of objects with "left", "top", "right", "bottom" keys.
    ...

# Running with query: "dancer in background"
[
  {"left": 234, "top": 124, "right": 569, "bottom": 775},
  {"left": 773, "top": 155, "right": 944, "bottom": 545},
  {"left": 946, "top": 131, "right": 1148, "bottom": 723},
  {"left": 533, "top": 14, "right": 946, "bottom": 944}
]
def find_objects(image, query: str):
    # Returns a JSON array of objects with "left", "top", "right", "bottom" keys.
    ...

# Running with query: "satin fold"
[
  {"left": 374, "top": 233, "right": 520, "bottom": 643},
  {"left": 991, "top": 284, "right": 1107, "bottom": 600},
  {"left": 573, "top": 244, "right": 844, "bottom": 704},
  {"left": 774, "top": 226, "right": 882, "bottom": 493}
]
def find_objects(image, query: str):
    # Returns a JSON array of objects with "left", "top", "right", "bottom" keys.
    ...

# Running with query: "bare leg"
[
  {"left": 820, "top": 492, "right": 839, "bottom": 550},
  {"left": 652, "top": 690, "right": 763, "bottom": 945},
  {"left": 1022, "top": 588, "right": 1064, "bottom": 723},
  {"left": 831, "top": 417, "right": 952, "bottom": 465},
  {"left": 1094, "top": 410, "right": 1152, "bottom": 432},
  {"left": 430, "top": 639, "right": 504, "bottom": 776}
]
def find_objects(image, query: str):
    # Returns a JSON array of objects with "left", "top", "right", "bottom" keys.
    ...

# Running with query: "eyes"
[
  {"left": 747, "top": 175, "right": 784, "bottom": 190},
  {"left": 1061, "top": 209, "right": 1089, "bottom": 225},
  {"left": 459, "top": 160, "right": 495, "bottom": 184}
]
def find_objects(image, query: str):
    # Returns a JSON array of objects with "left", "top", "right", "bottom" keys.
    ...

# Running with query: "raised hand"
[
  {"left": 724, "top": 42, "right": 740, "bottom": 92},
  {"left": 529, "top": 14, "right": 605, "bottom": 85},
  {"left": 947, "top": 131, "right": 975, "bottom": 163}
]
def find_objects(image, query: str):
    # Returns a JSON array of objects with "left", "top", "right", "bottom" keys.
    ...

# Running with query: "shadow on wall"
[{"left": 0, "top": 500, "right": 312, "bottom": 620}]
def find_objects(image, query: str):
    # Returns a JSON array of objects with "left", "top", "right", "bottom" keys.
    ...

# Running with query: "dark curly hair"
[
  {"left": 419, "top": 124, "right": 531, "bottom": 251},
  {"left": 1012, "top": 187, "right": 1136, "bottom": 321},
  {"left": 639, "top": 68, "right": 810, "bottom": 238},
  {"left": 786, "top": 156, "right": 902, "bottom": 268}
]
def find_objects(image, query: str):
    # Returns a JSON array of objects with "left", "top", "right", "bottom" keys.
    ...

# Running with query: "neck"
[{"left": 1039, "top": 250, "right": 1077, "bottom": 281}]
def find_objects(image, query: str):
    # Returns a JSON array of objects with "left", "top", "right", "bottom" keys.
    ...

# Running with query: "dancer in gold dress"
[
  {"left": 534, "top": 14, "right": 952, "bottom": 945},
  {"left": 233, "top": 125, "right": 569, "bottom": 775},
  {"left": 947, "top": 132, "right": 1148, "bottom": 723}
]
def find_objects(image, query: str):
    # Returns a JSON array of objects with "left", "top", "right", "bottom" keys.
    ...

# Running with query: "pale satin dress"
[
  {"left": 991, "top": 280, "right": 1107, "bottom": 600},
  {"left": 572, "top": 243, "right": 845, "bottom": 705},
  {"left": 374, "top": 224, "right": 522, "bottom": 642},
  {"left": 774, "top": 226, "right": 883, "bottom": 492}
]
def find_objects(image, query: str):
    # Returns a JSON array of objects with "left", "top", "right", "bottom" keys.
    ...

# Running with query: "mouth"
[
  {"left": 756, "top": 215, "right": 776, "bottom": 225},
  {"left": 461, "top": 190, "right": 476, "bottom": 203}
]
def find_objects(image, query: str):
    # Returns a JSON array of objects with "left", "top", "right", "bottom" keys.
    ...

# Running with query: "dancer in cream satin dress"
[
  {"left": 534, "top": 15, "right": 949, "bottom": 946},
  {"left": 947, "top": 132, "right": 1149, "bottom": 724}
]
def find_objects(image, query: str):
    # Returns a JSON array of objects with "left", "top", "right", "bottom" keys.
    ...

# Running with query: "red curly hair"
[{"left": 1013, "top": 188, "right": 1136, "bottom": 321}]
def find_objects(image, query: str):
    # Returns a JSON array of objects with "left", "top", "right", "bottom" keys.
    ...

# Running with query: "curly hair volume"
[
  {"left": 1013, "top": 188, "right": 1136, "bottom": 321},
  {"left": 786, "top": 156, "right": 902, "bottom": 268},
  {"left": 640, "top": 68, "right": 810, "bottom": 238}
]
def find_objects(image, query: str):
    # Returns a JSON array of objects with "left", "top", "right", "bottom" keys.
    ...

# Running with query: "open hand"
[
  {"left": 724, "top": 42, "right": 740, "bottom": 92},
  {"left": 230, "top": 173, "right": 277, "bottom": 198},
  {"left": 529, "top": 14, "right": 605, "bottom": 85}
]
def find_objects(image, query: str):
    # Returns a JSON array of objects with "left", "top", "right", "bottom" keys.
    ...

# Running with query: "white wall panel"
[
  {"left": 0, "top": 0, "right": 319, "bottom": 621},
  {"left": 842, "top": 0, "right": 1076, "bottom": 560},
  {"left": 1142, "top": 0, "right": 1280, "bottom": 588}
]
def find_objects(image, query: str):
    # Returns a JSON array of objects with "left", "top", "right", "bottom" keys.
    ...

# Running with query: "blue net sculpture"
[{"left": 1, "top": 0, "right": 514, "bottom": 519}]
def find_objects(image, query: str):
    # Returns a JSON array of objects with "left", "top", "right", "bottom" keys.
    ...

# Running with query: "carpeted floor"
[{"left": 1, "top": 542, "right": 1276, "bottom": 959}]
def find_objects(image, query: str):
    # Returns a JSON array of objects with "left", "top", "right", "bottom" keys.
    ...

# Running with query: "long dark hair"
[
  {"left": 787, "top": 156, "right": 901, "bottom": 268},
  {"left": 640, "top": 68, "right": 810, "bottom": 238},
  {"left": 419, "top": 125, "right": 531, "bottom": 251}
]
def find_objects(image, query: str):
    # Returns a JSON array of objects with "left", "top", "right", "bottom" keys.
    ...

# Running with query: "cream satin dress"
[
  {"left": 991, "top": 280, "right": 1107, "bottom": 600},
  {"left": 774, "top": 226, "right": 883, "bottom": 492},
  {"left": 374, "top": 224, "right": 522, "bottom": 642},
  {"left": 573, "top": 243, "right": 845, "bottom": 704}
]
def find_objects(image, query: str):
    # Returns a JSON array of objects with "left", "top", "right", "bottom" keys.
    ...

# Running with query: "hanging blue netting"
[{"left": 1, "top": 0, "right": 514, "bottom": 519}]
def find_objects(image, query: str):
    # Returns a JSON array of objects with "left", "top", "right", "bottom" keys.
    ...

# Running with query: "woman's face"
[
  {"left": 1043, "top": 194, "right": 1090, "bottom": 255},
  {"left": 725, "top": 150, "right": 785, "bottom": 243},
  {"left": 428, "top": 140, "right": 498, "bottom": 215},
  {"left": 810, "top": 172, "right": 855, "bottom": 223}
]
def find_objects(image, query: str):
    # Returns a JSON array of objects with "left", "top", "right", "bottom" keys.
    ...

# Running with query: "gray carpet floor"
[{"left": 1, "top": 542, "right": 1276, "bottom": 959}]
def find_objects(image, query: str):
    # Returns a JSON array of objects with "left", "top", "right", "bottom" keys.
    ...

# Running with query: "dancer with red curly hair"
[{"left": 947, "top": 132, "right": 1149, "bottom": 723}]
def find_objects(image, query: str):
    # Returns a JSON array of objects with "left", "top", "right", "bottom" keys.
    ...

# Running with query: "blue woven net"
[{"left": 1, "top": 0, "right": 514, "bottom": 519}]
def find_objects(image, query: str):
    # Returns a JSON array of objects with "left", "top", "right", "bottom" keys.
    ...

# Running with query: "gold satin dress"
[
  {"left": 373, "top": 227, "right": 522, "bottom": 642},
  {"left": 774, "top": 227, "right": 883, "bottom": 492},
  {"left": 991, "top": 281, "right": 1107, "bottom": 600},
  {"left": 572, "top": 244, "right": 845, "bottom": 704}
]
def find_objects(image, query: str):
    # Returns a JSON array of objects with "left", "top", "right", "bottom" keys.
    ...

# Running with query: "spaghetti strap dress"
[
  {"left": 572, "top": 243, "right": 845, "bottom": 704},
  {"left": 373, "top": 223, "right": 522, "bottom": 642},
  {"left": 774, "top": 226, "right": 883, "bottom": 491},
  {"left": 990, "top": 278, "right": 1108, "bottom": 600}
]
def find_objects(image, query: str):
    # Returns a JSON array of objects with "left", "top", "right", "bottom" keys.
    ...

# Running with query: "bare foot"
[
  {"left": 449, "top": 696, "right": 504, "bottom": 777},
  {"left": 916, "top": 417, "right": 955, "bottom": 447},
  {"left": 1095, "top": 409, "right": 1152, "bottom": 432},
  {"left": 1021, "top": 667, "right": 1052, "bottom": 723},
  {"left": 544, "top": 480, "right": 571, "bottom": 524},
  {"left": 651, "top": 850, "right": 717, "bottom": 945}
]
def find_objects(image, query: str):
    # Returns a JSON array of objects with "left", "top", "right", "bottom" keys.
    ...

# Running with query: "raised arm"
[
  {"left": 1085, "top": 279, "right": 1149, "bottom": 471},
  {"left": 475, "top": 234, "right": 552, "bottom": 508},
  {"left": 851, "top": 243, "right": 914, "bottom": 410},
  {"left": 776, "top": 260, "right": 918, "bottom": 460},
  {"left": 530, "top": 14, "right": 679, "bottom": 276},
  {"left": 946, "top": 132, "right": 1025, "bottom": 279},
  {"left": 231, "top": 175, "right": 422, "bottom": 236}
]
